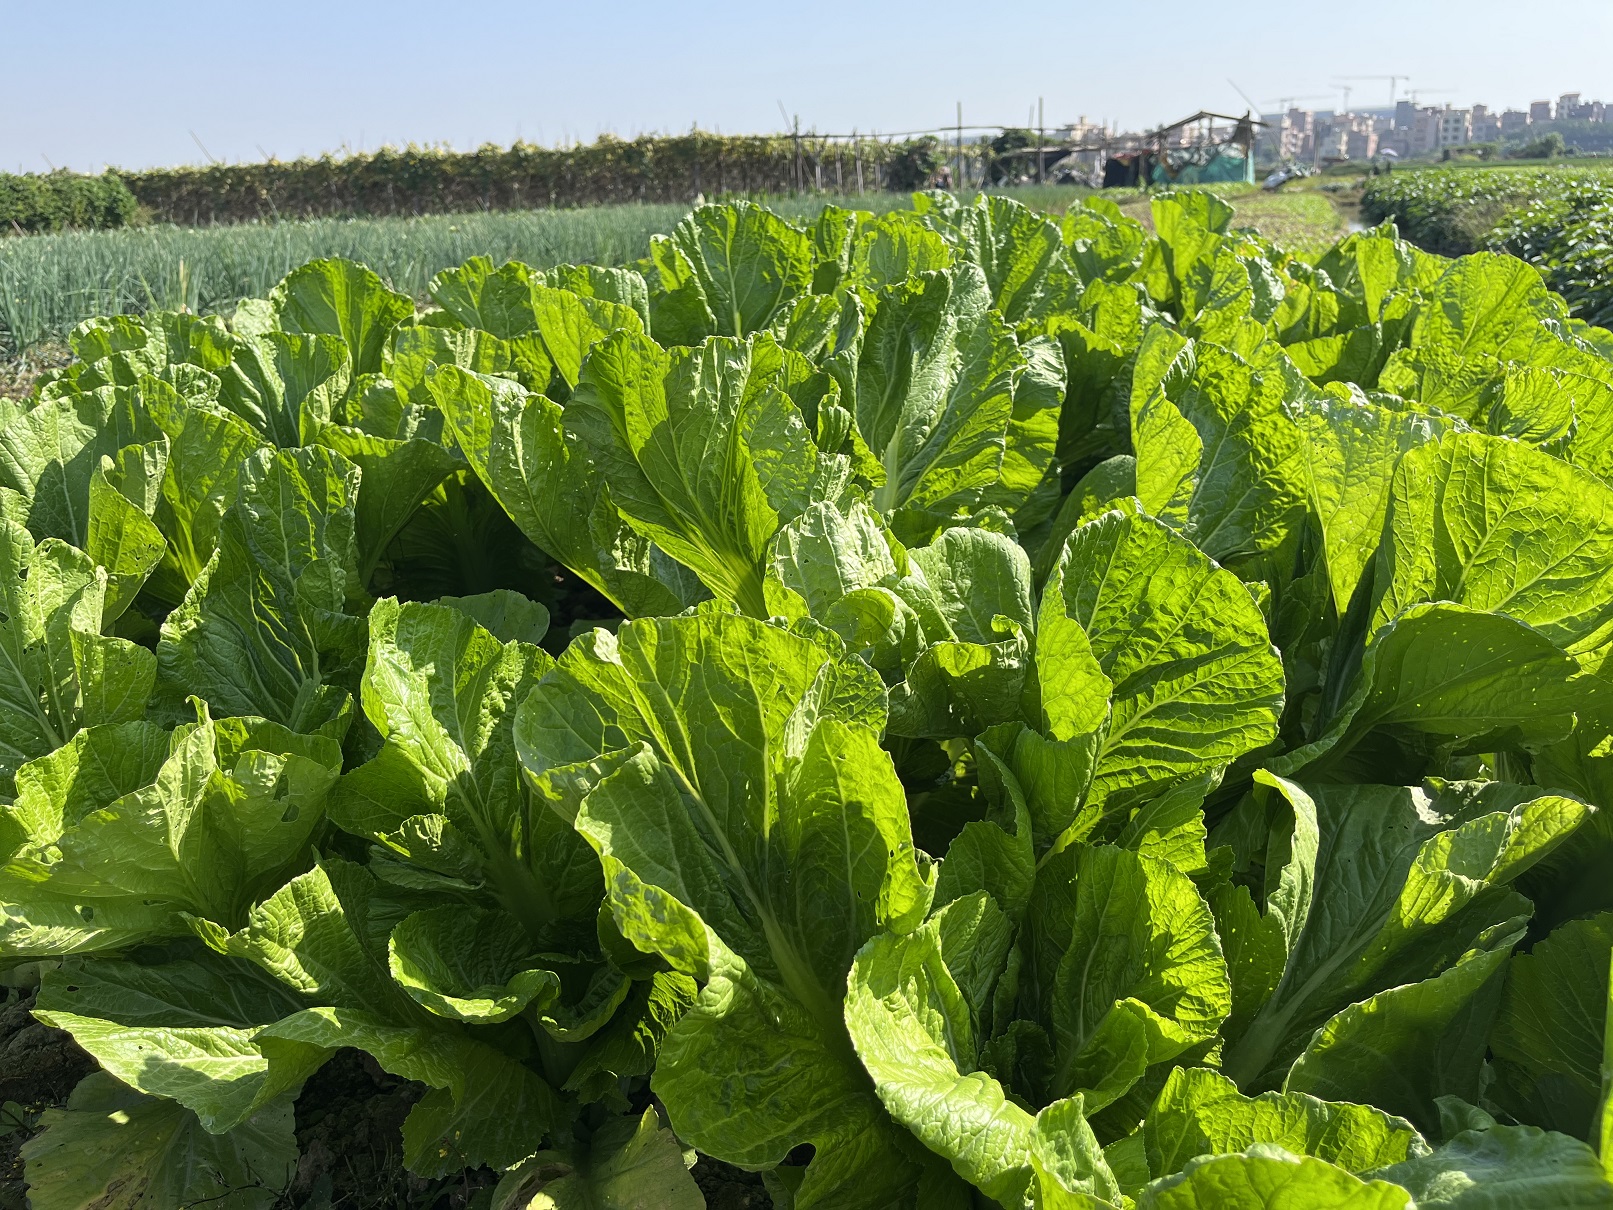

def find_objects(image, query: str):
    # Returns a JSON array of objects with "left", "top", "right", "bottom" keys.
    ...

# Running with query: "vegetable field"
[
  {"left": 0, "top": 185, "right": 1346, "bottom": 361},
  {"left": 3, "top": 187, "right": 1613, "bottom": 1209},
  {"left": 1363, "top": 165, "right": 1613, "bottom": 327}
]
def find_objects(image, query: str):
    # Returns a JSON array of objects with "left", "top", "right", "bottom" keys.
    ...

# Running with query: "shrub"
[{"left": 0, "top": 170, "right": 138, "bottom": 235}]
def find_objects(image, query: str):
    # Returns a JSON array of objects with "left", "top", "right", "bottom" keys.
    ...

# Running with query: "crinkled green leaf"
[
  {"left": 846, "top": 896, "right": 1123, "bottom": 1207},
  {"left": 141, "top": 388, "right": 266, "bottom": 603},
  {"left": 429, "top": 256, "right": 543, "bottom": 339},
  {"left": 157, "top": 445, "right": 366, "bottom": 734},
  {"left": 766, "top": 498, "right": 900, "bottom": 619},
  {"left": 0, "top": 523, "right": 155, "bottom": 795},
  {"left": 517, "top": 611, "right": 932, "bottom": 1207},
  {"left": 302, "top": 408, "right": 460, "bottom": 586},
  {"left": 32, "top": 952, "right": 314, "bottom": 1132},
  {"left": 332, "top": 596, "right": 599, "bottom": 937},
  {"left": 887, "top": 527, "right": 1036, "bottom": 739},
  {"left": 216, "top": 329, "right": 349, "bottom": 447},
  {"left": 491, "top": 1107, "right": 702, "bottom": 1210},
  {"left": 1223, "top": 775, "right": 1586, "bottom": 1093},
  {"left": 1018, "top": 844, "right": 1230, "bottom": 1109},
  {"left": 1278, "top": 603, "right": 1588, "bottom": 779},
  {"left": 1371, "top": 429, "right": 1613, "bottom": 673},
  {"left": 1291, "top": 393, "right": 1445, "bottom": 614},
  {"left": 566, "top": 330, "right": 842, "bottom": 616},
  {"left": 1136, "top": 1145, "right": 1411, "bottom": 1209},
  {"left": 1142, "top": 1067, "right": 1428, "bottom": 1183},
  {"left": 2, "top": 710, "right": 342, "bottom": 956},
  {"left": 1411, "top": 252, "right": 1570, "bottom": 366},
  {"left": 846, "top": 211, "right": 956, "bottom": 292},
  {"left": 1131, "top": 333, "right": 1309, "bottom": 564},
  {"left": 1490, "top": 912, "right": 1613, "bottom": 1139},
  {"left": 950, "top": 195, "right": 1067, "bottom": 324},
  {"left": 854, "top": 265, "right": 1062, "bottom": 543},
  {"left": 1284, "top": 946, "right": 1511, "bottom": 1133},
  {"left": 0, "top": 383, "right": 161, "bottom": 549},
  {"left": 668, "top": 201, "right": 814, "bottom": 338},
  {"left": 429, "top": 365, "right": 700, "bottom": 618},
  {"left": 1377, "top": 1125, "right": 1613, "bottom": 1209},
  {"left": 1037, "top": 507, "right": 1284, "bottom": 822},
  {"left": 269, "top": 257, "right": 415, "bottom": 377},
  {"left": 87, "top": 442, "right": 168, "bottom": 621},
  {"left": 388, "top": 904, "right": 562, "bottom": 1023}
]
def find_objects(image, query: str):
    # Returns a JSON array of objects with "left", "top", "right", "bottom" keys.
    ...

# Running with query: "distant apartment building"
[
  {"left": 1290, "top": 108, "right": 1315, "bottom": 148},
  {"left": 1556, "top": 94, "right": 1607, "bottom": 121},
  {"left": 1254, "top": 89, "right": 1604, "bottom": 164},
  {"left": 1313, "top": 110, "right": 1380, "bottom": 159},
  {"left": 1346, "top": 127, "right": 1379, "bottom": 159},
  {"left": 1378, "top": 128, "right": 1412, "bottom": 157},
  {"left": 1410, "top": 107, "right": 1443, "bottom": 154},
  {"left": 1256, "top": 115, "right": 1292, "bottom": 160},
  {"left": 1259, "top": 108, "right": 1314, "bottom": 158},
  {"left": 1055, "top": 119, "right": 1106, "bottom": 144},
  {"left": 1315, "top": 124, "right": 1350, "bottom": 160},
  {"left": 1438, "top": 106, "right": 1473, "bottom": 146}
]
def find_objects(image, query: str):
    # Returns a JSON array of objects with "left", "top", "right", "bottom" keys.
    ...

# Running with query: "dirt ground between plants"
[
  {"left": 0, "top": 343, "right": 69, "bottom": 403},
  {"left": 0, "top": 981, "right": 775, "bottom": 1209},
  {"left": 0, "top": 987, "right": 96, "bottom": 1210}
]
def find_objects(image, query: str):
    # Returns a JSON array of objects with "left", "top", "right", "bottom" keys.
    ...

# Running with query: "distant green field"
[
  {"left": 1361, "top": 163, "right": 1613, "bottom": 253},
  {"left": 0, "top": 189, "right": 1030, "bottom": 352},
  {"left": 1360, "top": 162, "right": 1613, "bottom": 327},
  {"left": 1113, "top": 185, "right": 1347, "bottom": 254},
  {"left": 0, "top": 182, "right": 1349, "bottom": 356}
]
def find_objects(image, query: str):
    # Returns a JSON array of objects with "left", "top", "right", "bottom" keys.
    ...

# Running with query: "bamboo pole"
[{"left": 1037, "top": 97, "right": 1045, "bottom": 184}]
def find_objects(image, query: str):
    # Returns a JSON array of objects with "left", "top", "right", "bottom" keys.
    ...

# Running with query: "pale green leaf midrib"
[{"left": 649, "top": 685, "right": 843, "bottom": 1033}]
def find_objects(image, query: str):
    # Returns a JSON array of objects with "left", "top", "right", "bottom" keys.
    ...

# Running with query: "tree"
[
  {"left": 1516, "top": 131, "right": 1567, "bottom": 160},
  {"left": 987, "top": 128, "right": 1035, "bottom": 185},
  {"left": 886, "top": 137, "right": 943, "bottom": 191}
]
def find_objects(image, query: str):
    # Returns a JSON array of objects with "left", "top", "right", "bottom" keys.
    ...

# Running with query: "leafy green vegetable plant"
[{"left": 5, "top": 186, "right": 1613, "bottom": 1210}]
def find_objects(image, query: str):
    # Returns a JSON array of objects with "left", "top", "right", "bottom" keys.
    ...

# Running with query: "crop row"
[{"left": 1362, "top": 165, "right": 1613, "bottom": 327}]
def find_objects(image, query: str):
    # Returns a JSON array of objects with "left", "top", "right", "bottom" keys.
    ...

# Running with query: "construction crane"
[
  {"left": 1261, "top": 94, "right": 1334, "bottom": 114},
  {"left": 1226, "top": 79, "right": 1261, "bottom": 115},
  {"left": 1406, "top": 88, "right": 1455, "bottom": 107},
  {"left": 1333, "top": 75, "right": 1411, "bottom": 107}
]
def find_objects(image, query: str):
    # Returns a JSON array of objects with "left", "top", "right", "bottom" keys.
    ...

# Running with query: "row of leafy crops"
[
  {"left": 1359, "top": 165, "right": 1613, "bottom": 254},
  {"left": 5, "top": 186, "right": 1613, "bottom": 1209},
  {"left": 1362, "top": 166, "right": 1613, "bottom": 328},
  {"left": 1488, "top": 186, "right": 1613, "bottom": 330}
]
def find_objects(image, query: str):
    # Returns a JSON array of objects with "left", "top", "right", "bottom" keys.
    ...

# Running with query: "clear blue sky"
[{"left": 6, "top": 0, "right": 1612, "bottom": 172}]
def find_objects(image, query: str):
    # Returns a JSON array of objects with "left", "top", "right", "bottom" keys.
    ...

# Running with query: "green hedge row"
[
  {"left": 87, "top": 133, "right": 941, "bottom": 228},
  {"left": 0, "top": 170, "right": 139, "bottom": 235}
]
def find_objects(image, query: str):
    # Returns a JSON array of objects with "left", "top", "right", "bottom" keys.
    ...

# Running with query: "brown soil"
[
  {"left": 287, "top": 1049, "right": 498, "bottom": 1210},
  {"left": 0, "top": 343, "right": 70, "bottom": 403},
  {"left": 692, "top": 1156, "right": 773, "bottom": 1209},
  {"left": 0, "top": 1001, "right": 505, "bottom": 1210},
  {"left": 0, "top": 985, "right": 97, "bottom": 1210}
]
